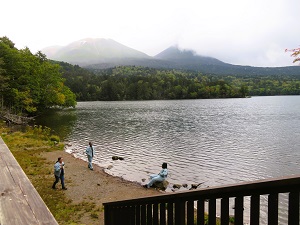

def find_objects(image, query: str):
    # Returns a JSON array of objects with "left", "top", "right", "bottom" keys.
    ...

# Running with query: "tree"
[
  {"left": 0, "top": 37, "right": 76, "bottom": 115},
  {"left": 0, "top": 58, "right": 8, "bottom": 107}
]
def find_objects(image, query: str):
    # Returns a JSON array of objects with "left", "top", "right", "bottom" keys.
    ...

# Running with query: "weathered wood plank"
[
  {"left": 0, "top": 137, "right": 58, "bottom": 225},
  {"left": 0, "top": 167, "right": 38, "bottom": 225}
]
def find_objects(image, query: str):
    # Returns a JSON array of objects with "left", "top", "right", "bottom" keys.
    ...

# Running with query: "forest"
[
  {"left": 0, "top": 37, "right": 76, "bottom": 116},
  {"left": 60, "top": 63, "right": 249, "bottom": 101},
  {"left": 59, "top": 62, "right": 300, "bottom": 101}
]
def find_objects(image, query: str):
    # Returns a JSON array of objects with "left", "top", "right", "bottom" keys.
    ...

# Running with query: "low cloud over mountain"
[{"left": 42, "top": 38, "right": 300, "bottom": 76}]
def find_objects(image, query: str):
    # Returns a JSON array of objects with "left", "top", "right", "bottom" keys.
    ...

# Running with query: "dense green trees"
[
  {"left": 0, "top": 37, "right": 76, "bottom": 115},
  {"left": 60, "top": 65, "right": 249, "bottom": 101},
  {"left": 59, "top": 63, "right": 300, "bottom": 101}
]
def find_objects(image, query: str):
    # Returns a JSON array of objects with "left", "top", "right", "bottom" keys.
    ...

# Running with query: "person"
[
  {"left": 144, "top": 162, "right": 168, "bottom": 188},
  {"left": 52, "top": 157, "right": 67, "bottom": 190},
  {"left": 86, "top": 142, "right": 95, "bottom": 170}
]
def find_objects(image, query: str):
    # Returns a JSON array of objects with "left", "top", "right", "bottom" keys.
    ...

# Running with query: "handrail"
[{"left": 103, "top": 175, "right": 300, "bottom": 225}]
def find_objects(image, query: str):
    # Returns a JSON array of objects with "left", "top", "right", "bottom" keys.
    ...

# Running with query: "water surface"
[{"left": 36, "top": 96, "right": 300, "bottom": 224}]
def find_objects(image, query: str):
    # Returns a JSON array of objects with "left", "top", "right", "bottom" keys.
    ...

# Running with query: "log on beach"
[{"left": 0, "top": 110, "right": 34, "bottom": 125}]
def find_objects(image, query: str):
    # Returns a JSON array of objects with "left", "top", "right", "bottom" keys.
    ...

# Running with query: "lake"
[{"left": 35, "top": 96, "right": 300, "bottom": 224}]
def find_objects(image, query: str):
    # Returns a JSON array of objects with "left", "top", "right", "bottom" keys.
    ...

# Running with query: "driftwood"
[
  {"left": 0, "top": 110, "right": 34, "bottom": 125},
  {"left": 189, "top": 182, "right": 204, "bottom": 190}
]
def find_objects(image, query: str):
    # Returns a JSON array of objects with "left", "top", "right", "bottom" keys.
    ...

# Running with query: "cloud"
[{"left": 1, "top": 0, "right": 299, "bottom": 67}]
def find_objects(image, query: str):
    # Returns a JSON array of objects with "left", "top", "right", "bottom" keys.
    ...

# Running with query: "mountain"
[
  {"left": 153, "top": 46, "right": 300, "bottom": 76},
  {"left": 42, "top": 38, "right": 300, "bottom": 76},
  {"left": 42, "top": 38, "right": 150, "bottom": 65},
  {"left": 155, "top": 46, "right": 226, "bottom": 66}
]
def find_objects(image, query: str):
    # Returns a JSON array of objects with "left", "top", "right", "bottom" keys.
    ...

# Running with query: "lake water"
[{"left": 36, "top": 96, "right": 300, "bottom": 224}]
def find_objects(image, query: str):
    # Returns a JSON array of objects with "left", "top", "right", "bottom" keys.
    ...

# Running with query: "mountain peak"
[
  {"left": 155, "top": 46, "right": 197, "bottom": 59},
  {"left": 155, "top": 46, "right": 226, "bottom": 66},
  {"left": 42, "top": 38, "right": 150, "bottom": 65}
]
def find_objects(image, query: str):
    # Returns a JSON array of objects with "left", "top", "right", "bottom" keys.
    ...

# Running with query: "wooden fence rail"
[{"left": 103, "top": 175, "right": 300, "bottom": 225}]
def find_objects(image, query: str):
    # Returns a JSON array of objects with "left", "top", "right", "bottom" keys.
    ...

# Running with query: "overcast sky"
[{"left": 1, "top": 0, "right": 299, "bottom": 67}]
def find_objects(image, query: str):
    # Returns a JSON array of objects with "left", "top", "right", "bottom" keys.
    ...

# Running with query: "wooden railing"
[
  {"left": 103, "top": 175, "right": 300, "bottom": 225},
  {"left": 0, "top": 137, "right": 58, "bottom": 225}
]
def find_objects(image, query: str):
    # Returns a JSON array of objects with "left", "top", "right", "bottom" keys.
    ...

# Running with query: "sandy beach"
[{"left": 43, "top": 150, "right": 160, "bottom": 225}]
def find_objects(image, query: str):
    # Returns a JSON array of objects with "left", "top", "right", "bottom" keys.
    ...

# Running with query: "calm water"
[{"left": 36, "top": 96, "right": 300, "bottom": 224}]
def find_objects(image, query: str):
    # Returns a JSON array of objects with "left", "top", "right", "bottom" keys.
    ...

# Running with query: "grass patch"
[{"left": 0, "top": 122, "right": 99, "bottom": 224}]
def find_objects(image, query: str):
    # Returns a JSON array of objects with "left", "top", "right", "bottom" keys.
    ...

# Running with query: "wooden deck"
[{"left": 0, "top": 137, "right": 58, "bottom": 225}]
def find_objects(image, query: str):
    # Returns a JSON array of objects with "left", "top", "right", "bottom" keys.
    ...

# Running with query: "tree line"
[
  {"left": 0, "top": 37, "right": 76, "bottom": 116},
  {"left": 60, "top": 62, "right": 300, "bottom": 101},
  {"left": 60, "top": 64, "right": 249, "bottom": 101}
]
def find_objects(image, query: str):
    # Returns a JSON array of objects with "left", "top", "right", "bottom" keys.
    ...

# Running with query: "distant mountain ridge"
[
  {"left": 42, "top": 38, "right": 300, "bottom": 76},
  {"left": 42, "top": 38, "right": 150, "bottom": 65}
]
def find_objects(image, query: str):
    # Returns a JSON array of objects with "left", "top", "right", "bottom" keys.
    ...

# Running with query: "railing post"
[
  {"left": 147, "top": 203, "right": 153, "bottom": 225},
  {"left": 234, "top": 196, "right": 244, "bottom": 225},
  {"left": 288, "top": 191, "right": 299, "bottom": 225},
  {"left": 187, "top": 200, "right": 194, "bottom": 225},
  {"left": 167, "top": 202, "right": 174, "bottom": 225},
  {"left": 197, "top": 199, "right": 205, "bottom": 225},
  {"left": 250, "top": 194, "right": 260, "bottom": 225},
  {"left": 135, "top": 205, "right": 141, "bottom": 225},
  {"left": 141, "top": 204, "right": 146, "bottom": 225},
  {"left": 104, "top": 205, "right": 112, "bottom": 225},
  {"left": 153, "top": 203, "right": 159, "bottom": 225},
  {"left": 221, "top": 197, "right": 229, "bottom": 225},
  {"left": 160, "top": 202, "right": 166, "bottom": 225},
  {"left": 175, "top": 199, "right": 185, "bottom": 225},
  {"left": 208, "top": 198, "right": 216, "bottom": 225},
  {"left": 268, "top": 193, "right": 278, "bottom": 225},
  {"left": 129, "top": 205, "right": 136, "bottom": 225}
]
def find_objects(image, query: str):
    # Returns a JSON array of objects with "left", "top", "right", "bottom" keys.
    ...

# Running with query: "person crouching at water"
[
  {"left": 52, "top": 157, "right": 67, "bottom": 190},
  {"left": 144, "top": 162, "right": 168, "bottom": 188},
  {"left": 86, "top": 142, "right": 95, "bottom": 170}
]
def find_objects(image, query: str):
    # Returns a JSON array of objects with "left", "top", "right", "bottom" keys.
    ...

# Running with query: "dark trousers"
[{"left": 52, "top": 174, "right": 65, "bottom": 188}]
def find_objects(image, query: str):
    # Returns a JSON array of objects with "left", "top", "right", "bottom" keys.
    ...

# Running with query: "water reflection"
[{"left": 34, "top": 108, "right": 77, "bottom": 139}]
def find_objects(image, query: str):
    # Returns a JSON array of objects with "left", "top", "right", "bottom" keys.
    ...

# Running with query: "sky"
[{"left": 1, "top": 0, "right": 300, "bottom": 67}]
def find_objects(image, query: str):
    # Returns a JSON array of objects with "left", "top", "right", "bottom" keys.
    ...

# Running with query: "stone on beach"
[
  {"left": 172, "top": 184, "right": 182, "bottom": 189},
  {"left": 152, "top": 180, "right": 169, "bottom": 191}
]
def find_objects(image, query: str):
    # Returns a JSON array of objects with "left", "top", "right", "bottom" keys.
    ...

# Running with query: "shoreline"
[{"left": 43, "top": 149, "right": 160, "bottom": 224}]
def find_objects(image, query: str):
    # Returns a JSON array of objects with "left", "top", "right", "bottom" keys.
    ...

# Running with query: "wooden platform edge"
[{"left": 0, "top": 136, "right": 59, "bottom": 225}]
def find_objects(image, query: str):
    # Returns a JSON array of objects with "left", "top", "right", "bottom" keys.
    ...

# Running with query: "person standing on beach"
[
  {"left": 86, "top": 142, "right": 95, "bottom": 170},
  {"left": 144, "top": 162, "right": 168, "bottom": 188},
  {"left": 52, "top": 157, "right": 67, "bottom": 190}
]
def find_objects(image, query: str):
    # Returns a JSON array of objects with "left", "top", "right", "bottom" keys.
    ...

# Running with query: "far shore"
[{"left": 43, "top": 150, "right": 160, "bottom": 225}]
